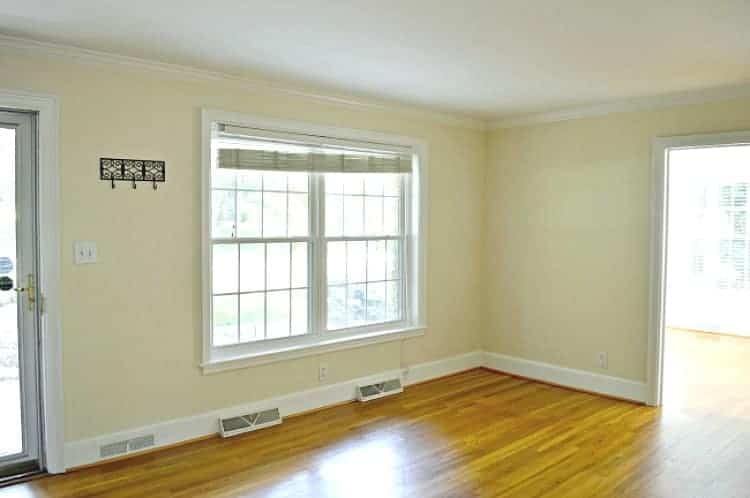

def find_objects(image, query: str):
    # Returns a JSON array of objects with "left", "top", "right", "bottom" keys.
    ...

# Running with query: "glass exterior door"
[{"left": 0, "top": 110, "right": 41, "bottom": 479}]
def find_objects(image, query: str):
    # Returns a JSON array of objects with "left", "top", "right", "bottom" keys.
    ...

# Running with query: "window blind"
[{"left": 214, "top": 124, "right": 413, "bottom": 174}]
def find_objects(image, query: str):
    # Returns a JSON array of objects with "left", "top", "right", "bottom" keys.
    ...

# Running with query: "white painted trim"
[
  {"left": 64, "top": 351, "right": 482, "bottom": 469},
  {"left": 490, "top": 83, "right": 750, "bottom": 129},
  {"left": 483, "top": 352, "right": 648, "bottom": 403},
  {"left": 200, "top": 109, "right": 428, "bottom": 374},
  {"left": 647, "top": 138, "right": 669, "bottom": 407},
  {"left": 648, "top": 130, "right": 750, "bottom": 407},
  {"left": 0, "top": 35, "right": 485, "bottom": 131},
  {"left": 404, "top": 351, "right": 483, "bottom": 385},
  {"left": 0, "top": 89, "right": 64, "bottom": 473}
]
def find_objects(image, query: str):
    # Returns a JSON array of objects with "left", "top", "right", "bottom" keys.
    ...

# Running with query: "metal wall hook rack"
[{"left": 100, "top": 158, "right": 166, "bottom": 190}]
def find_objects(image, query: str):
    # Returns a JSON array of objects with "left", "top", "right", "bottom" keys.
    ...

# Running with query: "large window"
[
  {"left": 202, "top": 112, "right": 425, "bottom": 370},
  {"left": 324, "top": 173, "right": 404, "bottom": 330}
]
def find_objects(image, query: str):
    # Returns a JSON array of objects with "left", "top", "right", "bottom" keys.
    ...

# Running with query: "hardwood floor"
[{"left": 2, "top": 365, "right": 749, "bottom": 497}]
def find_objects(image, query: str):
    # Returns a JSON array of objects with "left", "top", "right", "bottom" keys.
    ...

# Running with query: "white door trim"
[
  {"left": 648, "top": 130, "right": 750, "bottom": 407},
  {"left": 0, "top": 89, "right": 63, "bottom": 473}
]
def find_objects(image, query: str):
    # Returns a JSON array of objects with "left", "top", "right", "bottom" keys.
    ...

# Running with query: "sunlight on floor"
[{"left": 663, "top": 328, "right": 750, "bottom": 419}]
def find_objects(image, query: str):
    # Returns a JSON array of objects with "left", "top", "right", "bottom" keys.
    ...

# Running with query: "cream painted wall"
[
  {"left": 6, "top": 40, "right": 749, "bottom": 445},
  {"left": 0, "top": 50, "right": 486, "bottom": 441},
  {"left": 486, "top": 97, "right": 750, "bottom": 382}
]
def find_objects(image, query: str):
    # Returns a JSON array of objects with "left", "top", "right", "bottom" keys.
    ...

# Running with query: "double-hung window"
[{"left": 202, "top": 112, "right": 426, "bottom": 370}]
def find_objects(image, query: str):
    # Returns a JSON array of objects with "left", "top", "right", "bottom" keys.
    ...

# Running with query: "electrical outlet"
[
  {"left": 597, "top": 352, "right": 608, "bottom": 369},
  {"left": 318, "top": 363, "right": 329, "bottom": 382}
]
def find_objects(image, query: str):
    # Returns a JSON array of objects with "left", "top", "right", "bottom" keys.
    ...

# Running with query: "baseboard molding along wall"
[
  {"left": 64, "top": 351, "right": 484, "bottom": 469},
  {"left": 64, "top": 349, "right": 647, "bottom": 470},
  {"left": 483, "top": 352, "right": 648, "bottom": 403}
]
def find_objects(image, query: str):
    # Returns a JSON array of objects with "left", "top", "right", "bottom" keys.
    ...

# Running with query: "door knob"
[{"left": 0, "top": 275, "right": 35, "bottom": 310}]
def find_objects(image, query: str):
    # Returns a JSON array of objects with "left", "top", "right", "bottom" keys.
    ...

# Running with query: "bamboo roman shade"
[{"left": 215, "top": 124, "right": 413, "bottom": 174}]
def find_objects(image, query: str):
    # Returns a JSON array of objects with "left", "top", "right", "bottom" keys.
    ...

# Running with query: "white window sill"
[{"left": 201, "top": 326, "right": 425, "bottom": 374}]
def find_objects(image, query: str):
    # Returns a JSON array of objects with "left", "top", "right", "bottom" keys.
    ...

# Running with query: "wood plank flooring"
[{"left": 2, "top": 361, "right": 749, "bottom": 497}]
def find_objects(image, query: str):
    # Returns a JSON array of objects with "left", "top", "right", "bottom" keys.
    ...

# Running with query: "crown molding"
[
  {"left": 490, "top": 83, "right": 750, "bottom": 130},
  {"left": 5, "top": 34, "right": 750, "bottom": 133},
  {"left": 0, "top": 34, "right": 487, "bottom": 131}
]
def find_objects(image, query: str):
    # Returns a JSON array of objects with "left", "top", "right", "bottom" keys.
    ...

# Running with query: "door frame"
[
  {"left": 0, "top": 89, "right": 63, "bottom": 473},
  {"left": 648, "top": 130, "right": 750, "bottom": 407}
]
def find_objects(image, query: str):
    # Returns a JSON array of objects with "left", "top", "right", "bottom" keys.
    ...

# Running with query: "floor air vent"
[
  {"left": 219, "top": 408, "right": 282, "bottom": 438},
  {"left": 99, "top": 434, "right": 155, "bottom": 458},
  {"left": 357, "top": 378, "right": 403, "bottom": 402}
]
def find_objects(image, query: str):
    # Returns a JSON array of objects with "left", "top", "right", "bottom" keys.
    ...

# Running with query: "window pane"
[
  {"left": 343, "top": 195, "right": 364, "bottom": 235},
  {"left": 267, "top": 290, "right": 290, "bottom": 338},
  {"left": 291, "top": 289, "right": 308, "bottom": 335},
  {"left": 213, "top": 295, "right": 238, "bottom": 346},
  {"left": 364, "top": 175, "right": 384, "bottom": 195},
  {"left": 213, "top": 244, "right": 238, "bottom": 294},
  {"left": 735, "top": 183, "right": 748, "bottom": 207},
  {"left": 325, "top": 194, "right": 343, "bottom": 236},
  {"left": 292, "top": 242, "right": 308, "bottom": 288},
  {"left": 288, "top": 172, "right": 309, "bottom": 192},
  {"left": 386, "top": 280, "right": 402, "bottom": 322},
  {"left": 237, "top": 170, "right": 262, "bottom": 190},
  {"left": 327, "top": 241, "right": 346, "bottom": 284},
  {"left": 384, "top": 197, "right": 400, "bottom": 235},
  {"left": 326, "top": 173, "right": 345, "bottom": 195},
  {"left": 212, "top": 190, "right": 235, "bottom": 238},
  {"left": 383, "top": 174, "right": 402, "bottom": 197},
  {"left": 734, "top": 211, "right": 746, "bottom": 235},
  {"left": 267, "top": 243, "right": 291, "bottom": 290},
  {"left": 347, "top": 241, "right": 367, "bottom": 283},
  {"left": 367, "top": 282, "right": 386, "bottom": 323},
  {"left": 720, "top": 185, "right": 732, "bottom": 207},
  {"left": 240, "top": 293, "right": 264, "bottom": 342},
  {"left": 240, "top": 244, "right": 265, "bottom": 292},
  {"left": 347, "top": 284, "right": 366, "bottom": 326},
  {"left": 263, "top": 192, "right": 287, "bottom": 237},
  {"left": 365, "top": 196, "right": 384, "bottom": 235},
  {"left": 237, "top": 191, "right": 261, "bottom": 238},
  {"left": 367, "top": 240, "right": 386, "bottom": 282},
  {"left": 387, "top": 240, "right": 401, "bottom": 280},
  {"left": 212, "top": 165, "right": 235, "bottom": 189},
  {"left": 288, "top": 193, "right": 309, "bottom": 237},
  {"left": 263, "top": 171, "right": 287, "bottom": 191},
  {"left": 343, "top": 175, "right": 364, "bottom": 195},
  {"left": 327, "top": 285, "right": 347, "bottom": 330}
]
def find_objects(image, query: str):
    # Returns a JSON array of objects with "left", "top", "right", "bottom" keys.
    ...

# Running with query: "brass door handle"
[
  {"left": 14, "top": 275, "right": 35, "bottom": 311},
  {"left": 0, "top": 274, "right": 35, "bottom": 311}
]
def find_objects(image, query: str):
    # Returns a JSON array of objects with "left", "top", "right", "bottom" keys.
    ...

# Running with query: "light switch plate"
[{"left": 74, "top": 241, "right": 98, "bottom": 264}]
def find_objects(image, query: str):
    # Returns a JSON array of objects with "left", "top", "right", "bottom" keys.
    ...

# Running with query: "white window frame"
[{"left": 200, "top": 109, "right": 427, "bottom": 373}]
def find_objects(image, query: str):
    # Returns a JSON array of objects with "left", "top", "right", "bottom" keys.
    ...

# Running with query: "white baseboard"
[
  {"left": 64, "top": 350, "right": 483, "bottom": 470},
  {"left": 482, "top": 352, "right": 648, "bottom": 403},
  {"left": 404, "top": 350, "right": 483, "bottom": 385},
  {"left": 64, "top": 350, "right": 646, "bottom": 470}
]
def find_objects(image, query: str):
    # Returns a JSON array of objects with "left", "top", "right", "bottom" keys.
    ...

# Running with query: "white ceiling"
[{"left": 1, "top": 0, "right": 749, "bottom": 121}]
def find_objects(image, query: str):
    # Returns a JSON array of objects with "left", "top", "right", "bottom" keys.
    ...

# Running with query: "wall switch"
[
  {"left": 597, "top": 352, "right": 608, "bottom": 369},
  {"left": 318, "top": 363, "right": 329, "bottom": 382},
  {"left": 74, "top": 241, "right": 98, "bottom": 264}
]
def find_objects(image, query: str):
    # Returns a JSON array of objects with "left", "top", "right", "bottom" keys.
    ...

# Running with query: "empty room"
[{"left": 0, "top": 1, "right": 749, "bottom": 496}]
